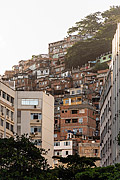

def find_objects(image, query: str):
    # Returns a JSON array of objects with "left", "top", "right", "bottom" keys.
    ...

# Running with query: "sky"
[{"left": 0, "top": 0, "right": 120, "bottom": 75}]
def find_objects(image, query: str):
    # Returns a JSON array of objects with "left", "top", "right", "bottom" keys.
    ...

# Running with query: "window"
[
  {"left": 31, "top": 113, "right": 42, "bottom": 120},
  {"left": 57, "top": 107, "right": 60, "bottom": 111},
  {"left": 17, "top": 110, "right": 21, "bottom": 123},
  {"left": 71, "top": 110, "right": 78, "bottom": 114},
  {"left": 11, "top": 97, "right": 14, "bottom": 106},
  {"left": 77, "top": 90, "right": 81, "bottom": 94},
  {"left": 79, "top": 128, "right": 83, "bottom": 133},
  {"left": 0, "top": 119, "right": 3, "bottom": 126},
  {"left": 95, "top": 104, "right": 99, "bottom": 110},
  {"left": 71, "top": 99, "right": 76, "bottom": 103},
  {"left": 7, "top": 94, "right": 10, "bottom": 101},
  {"left": 31, "top": 126, "right": 41, "bottom": 133},
  {"left": 73, "top": 128, "right": 78, "bottom": 133},
  {"left": 66, "top": 151, "right": 69, "bottom": 155},
  {"left": 79, "top": 109, "right": 85, "bottom": 113},
  {"left": 35, "top": 139, "right": 42, "bottom": 146},
  {"left": 6, "top": 122, "right": 9, "bottom": 129},
  {"left": 100, "top": 80, "right": 103, "bottom": 85},
  {"left": 31, "top": 139, "right": 42, "bottom": 146},
  {"left": 6, "top": 109, "right": 9, "bottom": 118},
  {"left": 65, "top": 99, "right": 69, "bottom": 104},
  {"left": 72, "top": 119, "right": 78, "bottom": 123},
  {"left": 55, "top": 151, "right": 59, "bottom": 156},
  {"left": 94, "top": 149, "right": 98, "bottom": 155},
  {"left": 54, "top": 134, "right": 57, "bottom": 138},
  {"left": 22, "top": 99, "right": 38, "bottom": 106},
  {"left": 2, "top": 91, "right": 6, "bottom": 99},
  {"left": 11, "top": 112, "right": 13, "bottom": 121},
  {"left": 64, "top": 141, "right": 70, "bottom": 146},
  {"left": 54, "top": 142, "right": 60, "bottom": 146},
  {"left": 1, "top": 106, "right": 3, "bottom": 113},
  {"left": 65, "top": 119, "right": 71, "bottom": 123},
  {"left": 77, "top": 98, "right": 81, "bottom": 102},
  {"left": 72, "top": 91, "right": 75, "bottom": 95},
  {"left": 79, "top": 118, "right": 83, "bottom": 123},
  {"left": 55, "top": 120, "right": 58, "bottom": 124},
  {"left": 80, "top": 80, "right": 82, "bottom": 84},
  {"left": 103, "top": 57, "right": 106, "bottom": 60},
  {"left": 11, "top": 125, "right": 13, "bottom": 132}
]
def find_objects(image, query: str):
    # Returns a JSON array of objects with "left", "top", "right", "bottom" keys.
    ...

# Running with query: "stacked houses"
[{"left": 1, "top": 34, "right": 112, "bottom": 166}]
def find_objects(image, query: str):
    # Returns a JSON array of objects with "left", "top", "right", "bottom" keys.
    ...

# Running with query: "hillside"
[{"left": 65, "top": 6, "right": 120, "bottom": 69}]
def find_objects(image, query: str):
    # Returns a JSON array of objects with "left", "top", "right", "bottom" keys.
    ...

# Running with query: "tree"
[
  {"left": 92, "top": 62, "right": 109, "bottom": 72},
  {"left": 65, "top": 38, "right": 111, "bottom": 69},
  {"left": 52, "top": 154, "right": 100, "bottom": 180},
  {"left": 65, "top": 6, "right": 120, "bottom": 69},
  {"left": 75, "top": 164, "right": 120, "bottom": 180},
  {"left": 0, "top": 135, "right": 49, "bottom": 179},
  {"left": 67, "top": 12, "right": 102, "bottom": 37}
]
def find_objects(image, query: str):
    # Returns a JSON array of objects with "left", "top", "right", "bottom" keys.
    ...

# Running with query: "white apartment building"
[
  {"left": 54, "top": 139, "right": 77, "bottom": 166},
  {"left": 112, "top": 23, "right": 120, "bottom": 164},
  {"left": 100, "top": 23, "right": 120, "bottom": 166},
  {"left": 100, "top": 69, "right": 113, "bottom": 166}
]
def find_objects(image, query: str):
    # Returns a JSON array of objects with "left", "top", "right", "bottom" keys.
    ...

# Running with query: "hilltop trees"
[{"left": 65, "top": 6, "right": 120, "bottom": 69}]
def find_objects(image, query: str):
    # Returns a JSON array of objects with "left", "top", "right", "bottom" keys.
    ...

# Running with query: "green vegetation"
[
  {"left": 65, "top": 6, "right": 120, "bottom": 69},
  {"left": 1, "top": 136, "right": 120, "bottom": 179},
  {"left": 0, "top": 135, "right": 49, "bottom": 179},
  {"left": 92, "top": 62, "right": 109, "bottom": 72}
]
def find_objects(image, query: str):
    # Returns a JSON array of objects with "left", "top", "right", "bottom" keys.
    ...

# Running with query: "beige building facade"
[
  {"left": 14, "top": 91, "right": 54, "bottom": 166},
  {"left": 0, "top": 81, "right": 15, "bottom": 138},
  {"left": 0, "top": 81, "right": 54, "bottom": 166}
]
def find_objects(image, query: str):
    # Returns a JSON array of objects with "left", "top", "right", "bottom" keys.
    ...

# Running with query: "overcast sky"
[{"left": 0, "top": 0, "right": 120, "bottom": 75}]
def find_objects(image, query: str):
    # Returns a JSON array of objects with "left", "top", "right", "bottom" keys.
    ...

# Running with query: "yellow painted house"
[{"left": 63, "top": 95, "right": 82, "bottom": 106}]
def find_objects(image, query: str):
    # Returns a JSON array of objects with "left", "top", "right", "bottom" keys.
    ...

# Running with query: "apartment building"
[
  {"left": 14, "top": 91, "right": 54, "bottom": 166},
  {"left": 0, "top": 81, "right": 54, "bottom": 166},
  {"left": 78, "top": 140, "right": 100, "bottom": 166},
  {"left": 60, "top": 88, "right": 96, "bottom": 141},
  {"left": 54, "top": 139, "right": 77, "bottom": 166},
  {"left": 48, "top": 35, "right": 81, "bottom": 59},
  {"left": 100, "top": 69, "right": 113, "bottom": 166},
  {"left": 111, "top": 23, "right": 120, "bottom": 164},
  {"left": 0, "top": 81, "right": 15, "bottom": 138}
]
